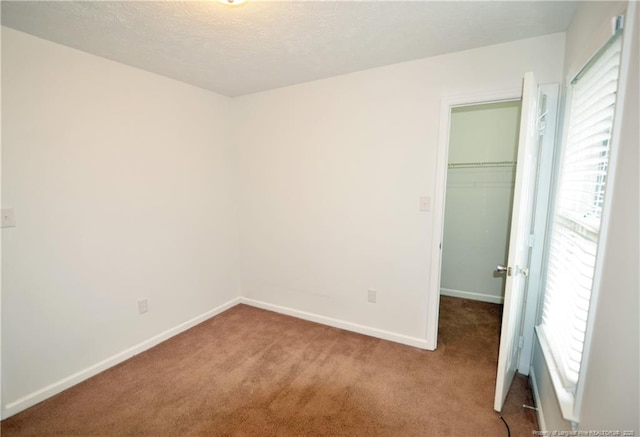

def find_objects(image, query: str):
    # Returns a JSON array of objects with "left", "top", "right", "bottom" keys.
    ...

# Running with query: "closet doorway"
[{"left": 440, "top": 100, "right": 522, "bottom": 306}]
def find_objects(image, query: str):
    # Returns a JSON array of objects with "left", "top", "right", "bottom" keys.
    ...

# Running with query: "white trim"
[
  {"left": 1, "top": 297, "right": 241, "bottom": 419},
  {"left": 0, "top": 23, "right": 4, "bottom": 420},
  {"left": 3, "top": 294, "right": 431, "bottom": 420},
  {"left": 426, "top": 87, "right": 522, "bottom": 351},
  {"left": 531, "top": 54, "right": 578, "bottom": 426},
  {"left": 440, "top": 288, "right": 504, "bottom": 304},
  {"left": 240, "top": 297, "right": 429, "bottom": 350},
  {"left": 529, "top": 362, "right": 548, "bottom": 432},
  {"left": 535, "top": 326, "right": 577, "bottom": 423},
  {"left": 517, "top": 83, "right": 561, "bottom": 376}
]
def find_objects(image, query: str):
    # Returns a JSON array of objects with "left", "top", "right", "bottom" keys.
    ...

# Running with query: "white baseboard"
[
  {"left": 529, "top": 365, "right": 547, "bottom": 432},
  {"left": 440, "top": 288, "right": 504, "bottom": 304},
  {"left": 240, "top": 297, "right": 430, "bottom": 350},
  {"left": 3, "top": 296, "right": 431, "bottom": 419},
  {"left": 2, "top": 297, "right": 241, "bottom": 420}
]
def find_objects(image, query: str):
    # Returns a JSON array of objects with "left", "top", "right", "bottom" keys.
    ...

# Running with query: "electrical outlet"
[
  {"left": 1, "top": 208, "right": 16, "bottom": 228},
  {"left": 419, "top": 196, "right": 431, "bottom": 212},
  {"left": 367, "top": 289, "right": 376, "bottom": 303},
  {"left": 138, "top": 299, "right": 148, "bottom": 315}
]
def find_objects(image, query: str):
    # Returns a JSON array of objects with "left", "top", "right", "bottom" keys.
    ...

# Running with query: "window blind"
[{"left": 538, "top": 32, "right": 623, "bottom": 390}]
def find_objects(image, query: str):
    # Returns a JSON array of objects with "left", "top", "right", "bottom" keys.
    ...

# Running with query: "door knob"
[{"left": 496, "top": 264, "right": 512, "bottom": 276}]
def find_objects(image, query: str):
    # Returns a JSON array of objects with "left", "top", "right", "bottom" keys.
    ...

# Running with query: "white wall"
[
  {"left": 1, "top": 28, "right": 241, "bottom": 416},
  {"left": 1, "top": 27, "right": 571, "bottom": 421},
  {"left": 441, "top": 102, "right": 520, "bottom": 302},
  {"left": 235, "top": 33, "right": 565, "bottom": 345},
  {"left": 531, "top": 1, "right": 639, "bottom": 431}
]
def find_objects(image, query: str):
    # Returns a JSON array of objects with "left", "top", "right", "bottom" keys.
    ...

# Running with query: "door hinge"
[
  {"left": 528, "top": 234, "right": 535, "bottom": 248},
  {"left": 518, "top": 336, "right": 524, "bottom": 349},
  {"left": 537, "top": 94, "right": 548, "bottom": 136},
  {"left": 537, "top": 118, "right": 546, "bottom": 136}
]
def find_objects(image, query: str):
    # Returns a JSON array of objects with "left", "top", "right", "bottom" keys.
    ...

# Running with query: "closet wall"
[{"left": 441, "top": 101, "right": 521, "bottom": 303}]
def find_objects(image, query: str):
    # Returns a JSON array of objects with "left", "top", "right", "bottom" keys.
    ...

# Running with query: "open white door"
[{"left": 493, "top": 72, "right": 542, "bottom": 411}]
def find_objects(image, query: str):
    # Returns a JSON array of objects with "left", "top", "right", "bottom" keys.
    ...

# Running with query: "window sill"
[{"left": 535, "top": 326, "right": 580, "bottom": 425}]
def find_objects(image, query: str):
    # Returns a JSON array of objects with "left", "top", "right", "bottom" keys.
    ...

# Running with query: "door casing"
[
  {"left": 426, "top": 87, "right": 522, "bottom": 351},
  {"left": 426, "top": 84, "right": 558, "bottom": 363}
]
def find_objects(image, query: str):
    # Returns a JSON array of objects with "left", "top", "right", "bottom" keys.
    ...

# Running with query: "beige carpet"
[{"left": 2, "top": 297, "right": 538, "bottom": 436}]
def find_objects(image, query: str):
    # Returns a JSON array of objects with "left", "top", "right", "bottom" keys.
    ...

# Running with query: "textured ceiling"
[{"left": 1, "top": 1, "right": 579, "bottom": 97}]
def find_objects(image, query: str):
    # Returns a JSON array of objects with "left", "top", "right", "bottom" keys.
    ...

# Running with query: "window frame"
[{"left": 535, "top": 13, "right": 632, "bottom": 426}]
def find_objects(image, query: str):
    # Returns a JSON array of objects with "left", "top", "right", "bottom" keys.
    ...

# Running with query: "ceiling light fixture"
[{"left": 217, "top": 0, "right": 248, "bottom": 7}]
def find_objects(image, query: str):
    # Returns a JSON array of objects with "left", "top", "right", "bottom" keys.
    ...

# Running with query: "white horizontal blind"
[{"left": 539, "top": 32, "right": 623, "bottom": 390}]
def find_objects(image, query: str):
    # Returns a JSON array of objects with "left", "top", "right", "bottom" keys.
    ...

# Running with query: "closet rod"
[{"left": 447, "top": 160, "right": 517, "bottom": 169}]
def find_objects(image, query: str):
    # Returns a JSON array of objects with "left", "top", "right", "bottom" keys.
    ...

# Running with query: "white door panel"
[{"left": 493, "top": 72, "right": 541, "bottom": 412}]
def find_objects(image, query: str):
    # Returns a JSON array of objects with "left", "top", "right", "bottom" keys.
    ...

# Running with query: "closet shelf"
[{"left": 447, "top": 161, "right": 517, "bottom": 169}]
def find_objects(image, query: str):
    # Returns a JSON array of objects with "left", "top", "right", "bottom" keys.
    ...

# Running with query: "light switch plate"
[
  {"left": 1, "top": 208, "right": 16, "bottom": 228},
  {"left": 367, "top": 289, "right": 376, "bottom": 303}
]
